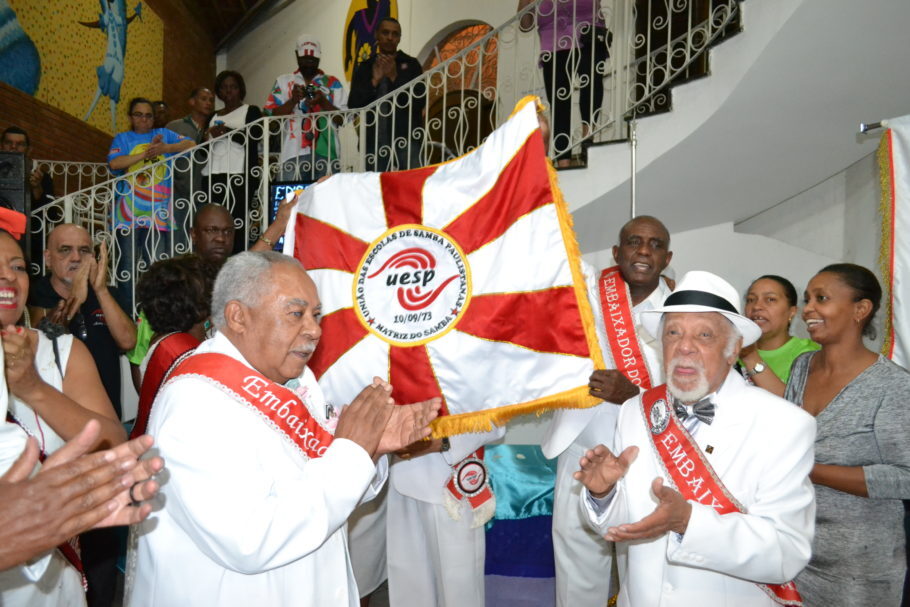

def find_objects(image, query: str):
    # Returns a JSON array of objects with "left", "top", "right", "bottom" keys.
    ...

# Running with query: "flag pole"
[
  {"left": 630, "top": 117, "right": 638, "bottom": 219},
  {"left": 860, "top": 120, "right": 889, "bottom": 134}
]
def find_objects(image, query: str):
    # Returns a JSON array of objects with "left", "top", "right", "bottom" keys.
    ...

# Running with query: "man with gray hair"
[
  {"left": 129, "top": 251, "right": 440, "bottom": 606},
  {"left": 576, "top": 270, "right": 816, "bottom": 606}
]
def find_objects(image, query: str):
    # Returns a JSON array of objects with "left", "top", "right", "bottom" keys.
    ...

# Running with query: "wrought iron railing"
[
  {"left": 32, "top": 159, "right": 112, "bottom": 197},
  {"left": 32, "top": 0, "right": 740, "bottom": 313}
]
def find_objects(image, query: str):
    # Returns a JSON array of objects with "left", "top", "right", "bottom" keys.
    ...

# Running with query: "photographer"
[{"left": 264, "top": 34, "right": 347, "bottom": 180}]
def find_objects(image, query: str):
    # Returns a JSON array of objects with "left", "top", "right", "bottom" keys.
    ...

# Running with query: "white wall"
[
  {"left": 737, "top": 150, "right": 880, "bottom": 272},
  {"left": 224, "top": 1, "right": 517, "bottom": 108}
]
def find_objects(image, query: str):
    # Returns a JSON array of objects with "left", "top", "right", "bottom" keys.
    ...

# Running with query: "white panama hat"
[{"left": 640, "top": 270, "right": 762, "bottom": 347}]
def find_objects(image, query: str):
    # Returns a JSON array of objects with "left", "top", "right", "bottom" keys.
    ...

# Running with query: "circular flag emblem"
[
  {"left": 649, "top": 399, "right": 670, "bottom": 434},
  {"left": 354, "top": 224, "right": 471, "bottom": 346},
  {"left": 455, "top": 459, "right": 488, "bottom": 496}
]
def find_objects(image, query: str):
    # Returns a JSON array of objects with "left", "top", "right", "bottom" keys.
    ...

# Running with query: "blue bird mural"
[
  {"left": 0, "top": 0, "right": 41, "bottom": 95},
  {"left": 82, "top": 0, "right": 142, "bottom": 131}
]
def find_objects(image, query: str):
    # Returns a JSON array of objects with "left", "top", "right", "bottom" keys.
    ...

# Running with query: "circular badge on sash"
[
  {"left": 354, "top": 225, "right": 471, "bottom": 347},
  {"left": 649, "top": 398, "right": 670, "bottom": 434},
  {"left": 455, "top": 458, "right": 487, "bottom": 496}
]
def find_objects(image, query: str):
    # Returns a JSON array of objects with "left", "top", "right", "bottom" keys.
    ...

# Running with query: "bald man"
[{"left": 29, "top": 224, "right": 136, "bottom": 417}]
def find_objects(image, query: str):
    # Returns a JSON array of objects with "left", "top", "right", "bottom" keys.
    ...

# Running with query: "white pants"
[
  {"left": 348, "top": 482, "right": 389, "bottom": 597},
  {"left": 386, "top": 486, "right": 485, "bottom": 607},
  {"left": 552, "top": 441, "right": 615, "bottom": 607}
]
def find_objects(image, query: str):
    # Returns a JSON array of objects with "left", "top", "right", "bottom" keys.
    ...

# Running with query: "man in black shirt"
[{"left": 348, "top": 17, "right": 425, "bottom": 171}]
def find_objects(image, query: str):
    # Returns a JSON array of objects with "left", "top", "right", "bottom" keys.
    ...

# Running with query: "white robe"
[
  {"left": 128, "top": 332, "right": 387, "bottom": 606},
  {"left": 385, "top": 427, "right": 505, "bottom": 607},
  {"left": 583, "top": 370, "right": 816, "bottom": 607},
  {"left": 0, "top": 332, "right": 85, "bottom": 607}
]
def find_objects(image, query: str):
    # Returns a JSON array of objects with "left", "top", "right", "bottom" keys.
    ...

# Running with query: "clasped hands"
[
  {"left": 46, "top": 242, "right": 110, "bottom": 327},
  {"left": 574, "top": 444, "right": 692, "bottom": 541},
  {"left": 371, "top": 53, "right": 397, "bottom": 86},
  {"left": 333, "top": 377, "right": 441, "bottom": 460}
]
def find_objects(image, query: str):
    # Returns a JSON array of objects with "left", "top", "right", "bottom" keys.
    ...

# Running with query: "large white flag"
[{"left": 283, "top": 97, "right": 604, "bottom": 437}]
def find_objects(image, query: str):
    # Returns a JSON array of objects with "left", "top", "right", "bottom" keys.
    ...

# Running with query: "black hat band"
[{"left": 663, "top": 290, "right": 738, "bottom": 314}]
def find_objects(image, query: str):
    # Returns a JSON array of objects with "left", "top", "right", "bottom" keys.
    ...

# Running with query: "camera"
[{"left": 304, "top": 84, "right": 318, "bottom": 100}]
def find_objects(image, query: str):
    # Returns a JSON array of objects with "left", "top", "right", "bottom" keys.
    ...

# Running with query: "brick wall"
[
  {"left": 0, "top": 0, "right": 215, "bottom": 165},
  {"left": 151, "top": 0, "right": 216, "bottom": 121}
]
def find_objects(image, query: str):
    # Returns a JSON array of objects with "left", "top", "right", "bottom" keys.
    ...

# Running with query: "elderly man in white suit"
[
  {"left": 542, "top": 215, "right": 673, "bottom": 605},
  {"left": 129, "top": 252, "right": 439, "bottom": 606},
  {"left": 577, "top": 270, "right": 816, "bottom": 606}
]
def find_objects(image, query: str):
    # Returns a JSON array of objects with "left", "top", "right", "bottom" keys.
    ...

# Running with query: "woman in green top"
[{"left": 740, "top": 274, "right": 820, "bottom": 396}]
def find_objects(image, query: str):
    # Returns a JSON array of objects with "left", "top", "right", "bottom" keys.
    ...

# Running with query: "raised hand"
[
  {"left": 89, "top": 241, "right": 109, "bottom": 293},
  {"left": 2, "top": 325, "right": 42, "bottom": 400},
  {"left": 588, "top": 369, "right": 640, "bottom": 403},
  {"left": 573, "top": 444, "right": 638, "bottom": 498},
  {"left": 604, "top": 477, "right": 692, "bottom": 541},
  {"left": 333, "top": 380, "right": 395, "bottom": 458},
  {"left": 0, "top": 420, "right": 163, "bottom": 570},
  {"left": 377, "top": 397, "right": 442, "bottom": 456}
]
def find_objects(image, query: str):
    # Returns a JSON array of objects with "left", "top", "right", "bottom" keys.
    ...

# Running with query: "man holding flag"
[{"left": 542, "top": 215, "right": 673, "bottom": 606}]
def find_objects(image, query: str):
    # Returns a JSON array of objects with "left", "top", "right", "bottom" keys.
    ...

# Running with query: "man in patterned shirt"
[{"left": 265, "top": 34, "right": 347, "bottom": 180}]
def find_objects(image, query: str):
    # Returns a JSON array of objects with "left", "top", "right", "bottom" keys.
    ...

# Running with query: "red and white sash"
[
  {"left": 168, "top": 353, "right": 334, "bottom": 460},
  {"left": 640, "top": 385, "right": 802, "bottom": 606},
  {"left": 598, "top": 266, "right": 652, "bottom": 389},
  {"left": 130, "top": 332, "right": 200, "bottom": 440}
]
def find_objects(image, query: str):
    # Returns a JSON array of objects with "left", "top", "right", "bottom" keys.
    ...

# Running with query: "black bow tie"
[{"left": 674, "top": 397, "right": 715, "bottom": 426}]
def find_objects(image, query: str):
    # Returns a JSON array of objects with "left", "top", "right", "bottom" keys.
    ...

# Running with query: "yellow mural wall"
[{"left": 9, "top": 0, "right": 163, "bottom": 135}]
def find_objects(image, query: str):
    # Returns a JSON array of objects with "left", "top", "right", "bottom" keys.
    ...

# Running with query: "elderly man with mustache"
[
  {"left": 576, "top": 270, "right": 816, "bottom": 606},
  {"left": 128, "top": 251, "right": 440, "bottom": 606}
]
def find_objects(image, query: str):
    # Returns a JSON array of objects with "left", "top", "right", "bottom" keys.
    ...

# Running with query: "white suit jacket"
[
  {"left": 583, "top": 370, "right": 816, "bottom": 607},
  {"left": 541, "top": 266, "right": 669, "bottom": 459},
  {"left": 130, "top": 333, "right": 387, "bottom": 606}
]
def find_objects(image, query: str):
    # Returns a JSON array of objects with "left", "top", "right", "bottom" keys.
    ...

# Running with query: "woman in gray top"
[{"left": 785, "top": 263, "right": 910, "bottom": 606}]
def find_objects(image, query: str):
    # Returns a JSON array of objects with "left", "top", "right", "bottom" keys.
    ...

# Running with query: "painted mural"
[
  {"left": 2, "top": 0, "right": 163, "bottom": 135},
  {"left": 343, "top": 0, "right": 398, "bottom": 82}
]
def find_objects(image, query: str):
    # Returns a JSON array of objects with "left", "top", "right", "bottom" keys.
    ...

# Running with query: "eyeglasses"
[
  {"left": 201, "top": 226, "right": 234, "bottom": 236},
  {"left": 131, "top": 112, "right": 154, "bottom": 119}
]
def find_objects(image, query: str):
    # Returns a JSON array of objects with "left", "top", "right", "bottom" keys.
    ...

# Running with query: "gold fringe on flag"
[
  {"left": 878, "top": 131, "right": 895, "bottom": 357},
  {"left": 431, "top": 385, "right": 595, "bottom": 438}
]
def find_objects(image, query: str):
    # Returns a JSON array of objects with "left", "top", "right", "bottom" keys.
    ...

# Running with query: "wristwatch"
[
  {"left": 440, "top": 437, "right": 451, "bottom": 452},
  {"left": 745, "top": 362, "right": 766, "bottom": 378}
]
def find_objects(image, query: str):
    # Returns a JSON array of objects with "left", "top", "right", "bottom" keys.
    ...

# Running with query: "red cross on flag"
[{"left": 283, "top": 97, "right": 604, "bottom": 437}]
